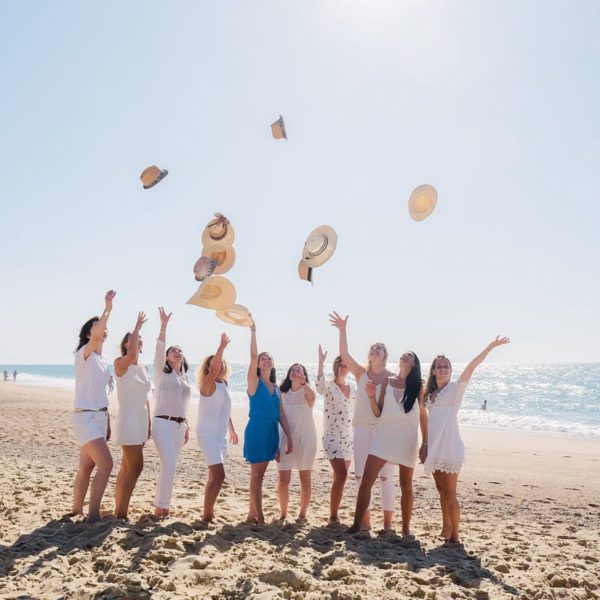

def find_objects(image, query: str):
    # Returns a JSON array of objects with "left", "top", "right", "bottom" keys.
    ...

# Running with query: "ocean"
[{"left": 2, "top": 363, "right": 599, "bottom": 439}]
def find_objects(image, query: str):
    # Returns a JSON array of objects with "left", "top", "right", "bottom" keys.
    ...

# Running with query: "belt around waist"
[
  {"left": 74, "top": 407, "right": 108, "bottom": 414},
  {"left": 155, "top": 415, "right": 187, "bottom": 424}
]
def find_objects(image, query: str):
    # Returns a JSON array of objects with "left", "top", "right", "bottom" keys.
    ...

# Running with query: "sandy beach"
[{"left": 0, "top": 383, "right": 599, "bottom": 600}]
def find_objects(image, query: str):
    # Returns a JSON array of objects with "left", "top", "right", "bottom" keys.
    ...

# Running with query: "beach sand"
[{"left": 0, "top": 383, "right": 599, "bottom": 599}]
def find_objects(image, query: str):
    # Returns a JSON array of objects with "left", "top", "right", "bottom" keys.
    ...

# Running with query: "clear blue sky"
[{"left": 1, "top": 1, "right": 599, "bottom": 365}]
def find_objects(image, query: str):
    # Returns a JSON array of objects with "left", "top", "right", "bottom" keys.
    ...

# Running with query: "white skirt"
[
  {"left": 72, "top": 411, "right": 108, "bottom": 446},
  {"left": 197, "top": 432, "right": 227, "bottom": 467}
]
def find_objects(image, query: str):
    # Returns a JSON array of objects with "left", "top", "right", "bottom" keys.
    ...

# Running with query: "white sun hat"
[
  {"left": 216, "top": 304, "right": 254, "bottom": 327},
  {"left": 301, "top": 225, "right": 337, "bottom": 268},
  {"left": 187, "top": 276, "right": 236, "bottom": 310}
]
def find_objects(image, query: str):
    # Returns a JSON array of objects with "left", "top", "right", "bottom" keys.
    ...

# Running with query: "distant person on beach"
[
  {"left": 113, "top": 311, "right": 151, "bottom": 520},
  {"left": 12, "top": 370, "right": 17, "bottom": 382},
  {"left": 71, "top": 290, "right": 116, "bottom": 523},
  {"left": 423, "top": 336, "right": 510, "bottom": 543},
  {"left": 347, "top": 351, "right": 426, "bottom": 536},
  {"left": 316, "top": 345, "right": 355, "bottom": 527},
  {"left": 329, "top": 311, "right": 396, "bottom": 532},
  {"left": 243, "top": 320, "right": 293, "bottom": 524},
  {"left": 3, "top": 370, "right": 8, "bottom": 382},
  {"left": 152, "top": 307, "right": 191, "bottom": 519},
  {"left": 277, "top": 363, "right": 317, "bottom": 522},
  {"left": 480, "top": 400, "right": 487, "bottom": 411},
  {"left": 196, "top": 333, "right": 239, "bottom": 522}
]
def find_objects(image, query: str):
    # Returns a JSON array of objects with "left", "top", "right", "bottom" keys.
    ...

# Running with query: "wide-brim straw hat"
[
  {"left": 201, "top": 213, "right": 235, "bottom": 248},
  {"left": 216, "top": 304, "right": 253, "bottom": 327},
  {"left": 193, "top": 256, "right": 217, "bottom": 282},
  {"left": 301, "top": 225, "right": 337, "bottom": 268},
  {"left": 201, "top": 244, "right": 236, "bottom": 275},
  {"left": 270, "top": 114, "right": 287, "bottom": 140},
  {"left": 408, "top": 184, "right": 438, "bottom": 221},
  {"left": 298, "top": 260, "right": 313, "bottom": 283},
  {"left": 187, "top": 276, "right": 236, "bottom": 310},
  {"left": 140, "top": 165, "right": 168, "bottom": 189}
]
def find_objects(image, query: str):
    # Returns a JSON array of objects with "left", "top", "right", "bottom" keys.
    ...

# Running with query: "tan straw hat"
[
  {"left": 302, "top": 225, "right": 337, "bottom": 268},
  {"left": 193, "top": 256, "right": 217, "bottom": 282},
  {"left": 270, "top": 114, "right": 287, "bottom": 140},
  {"left": 201, "top": 244, "right": 236, "bottom": 275},
  {"left": 298, "top": 260, "right": 313, "bottom": 283},
  {"left": 216, "top": 304, "right": 254, "bottom": 327},
  {"left": 187, "top": 276, "right": 236, "bottom": 310},
  {"left": 408, "top": 184, "right": 438, "bottom": 221},
  {"left": 201, "top": 213, "right": 235, "bottom": 248},
  {"left": 140, "top": 165, "right": 168, "bottom": 189}
]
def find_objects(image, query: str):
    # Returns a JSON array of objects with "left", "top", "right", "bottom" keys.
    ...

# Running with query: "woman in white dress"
[
  {"left": 71, "top": 290, "right": 116, "bottom": 523},
  {"left": 277, "top": 363, "right": 317, "bottom": 521},
  {"left": 347, "top": 351, "right": 426, "bottom": 535},
  {"left": 316, "top": 345, "right": 355, "bottom": 526},
  {"left": 423, "top": 336, "right": 510, "bottom": 543},
  {"left": 113, "top": 311, "right": 151, "bottom": 519},
  {"left": 152, "top": 306, "right": 191, "bottom": 519},
  {"left": 196, "top": 333, "right": 239, "bottom": 522},
  {"left": 329, "top": 311, "right": 396, "bottom": 532}
]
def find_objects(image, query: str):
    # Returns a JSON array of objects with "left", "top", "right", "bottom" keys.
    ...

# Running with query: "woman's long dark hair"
[
  {"left": 256, "top": 352, "right": 276, "bottom": 383},
  {"left": 398, "top": 351, "right": 422, "bottom": 413},
  {"left": 163, "top": 346, "right": 189, "bottom": 374},
  {"left": 75, "top": 317, "right": 99, "bottom": 352},
  {"left": 280, "top": 363, "right": 309, "bottom": 393},
  {"left": 424, "top": 355, "right": 452, "bottom": 397}
]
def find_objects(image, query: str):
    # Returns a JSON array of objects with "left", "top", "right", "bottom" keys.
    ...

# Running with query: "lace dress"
[{"left": 424, "top": 380, "right": 468, "bottom": 475}]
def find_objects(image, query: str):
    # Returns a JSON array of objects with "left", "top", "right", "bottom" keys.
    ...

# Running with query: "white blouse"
[
  {"left": 153, "top": 339, "right": 191, "bottom": 418},
  {"left": 74, "top": 347, "right": 110, "bottom": 410}
]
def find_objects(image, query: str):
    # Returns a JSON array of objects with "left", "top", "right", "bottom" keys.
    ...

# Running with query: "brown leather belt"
[{"left": 155, "top": 415, "right": 186, "bottom": 424}]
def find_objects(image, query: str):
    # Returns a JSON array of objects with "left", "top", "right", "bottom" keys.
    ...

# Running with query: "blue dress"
[{"left": 244, "top": 379, "right": 280, "bottom": 463}]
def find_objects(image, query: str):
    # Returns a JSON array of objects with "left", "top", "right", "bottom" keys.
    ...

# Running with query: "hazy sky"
[{"left": 1, "top": 1, "right": 599, "bottom": 366}]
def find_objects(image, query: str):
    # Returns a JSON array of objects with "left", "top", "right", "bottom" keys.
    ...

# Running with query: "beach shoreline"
[{"left": 1, "top": 383, "right": 599, "bottom": 599}]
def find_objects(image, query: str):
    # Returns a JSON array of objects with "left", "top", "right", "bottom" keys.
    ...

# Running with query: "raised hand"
[
  {"left": 219, "top": 333, "right": 231, "bottom": 350},
  {"left": 158, "top": 306, "right": 172, "bottom": 327},
  {"left": 328, "top": 311, "right": 348, "bottom": 331},
  {"left": 318, "top": 344, "right": 328, "bottom": 365},
  {"left": 134, "top": 311, "right": 147, "bottom": 332},
  {"left": 249, "top": 313, "right": 256, "bottom": 332},
  {"left": 488, "top": 336, "right": 511, "bottom": 349},
  {"left": 104, "top": 290, "right": 116, "bottom": 310}
]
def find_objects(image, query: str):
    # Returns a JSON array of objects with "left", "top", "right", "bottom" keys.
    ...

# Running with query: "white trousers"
[
  {"left": 152, "top": 417, "right": 186, "bottom": 509},
  {"left": 353, "top": 423, "right": 396, "bottom": 512}
]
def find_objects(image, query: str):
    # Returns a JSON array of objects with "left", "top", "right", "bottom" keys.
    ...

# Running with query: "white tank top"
[
  {"left": 380, "top": 382, "right": 419, "bottom": 426},
  {"left": 115, "top": 364, "right": 151, "bottom": 410},
  {"left": 74, "top": 347, "right": 110, "bottom": 410},
  {"left": 197, "top": 381, "right": 232, "bottom": 438},
  {"left": 353, "top": 372, "right": 381, "bottom": 426}
]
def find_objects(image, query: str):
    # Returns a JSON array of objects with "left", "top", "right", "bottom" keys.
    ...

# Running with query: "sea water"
[{"left": 2, "top": 362, "right": 599, "bottom": 438}]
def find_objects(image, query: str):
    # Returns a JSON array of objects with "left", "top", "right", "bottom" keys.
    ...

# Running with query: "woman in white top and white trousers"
[
  {"left": 71, "top": 290, "right": 116, "bottom": 523},
  {"left": 113, "top": 311, "right": 151, "bottom": 520},
  {"left": 196, "top": 333, "right": 239, "bottom": 522},
  {"left": 152, "top": 307, "right": 191, "bottom": 519},
  {"left": 329, "top": 311, "right": 396, "bottom": 532},
  {"left": 347, "top": 351, "right": 427, "bottom": 536},
  {"left": 423, "top": 337, "right": 510, "bottom": 543}
]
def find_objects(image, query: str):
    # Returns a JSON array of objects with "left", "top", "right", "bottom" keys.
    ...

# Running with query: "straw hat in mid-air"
[
  {"left": 408, "top": 184, "right": 438, "bottom": 222},
  {"left": 140, "top": 165, "right": 169, "bottom": 189}
]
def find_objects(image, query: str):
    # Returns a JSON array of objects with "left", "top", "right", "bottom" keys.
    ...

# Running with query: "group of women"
[{"left": 72, "top": 290, "right": 509, "bottom": 543}]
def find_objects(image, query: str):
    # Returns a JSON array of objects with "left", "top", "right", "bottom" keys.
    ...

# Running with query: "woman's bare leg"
[
  {"left": 433, "top": 470, "right": 451, "bottom": 539},
  {"left": 440, "top": 472, "right": 460, "bottom": 542},
  {"left": 347, "top": 455, "right": 387, "bottom": 533},
  {"left": 203, "top": 463, "right": 225, "bottom": 522},
  {"left": 73, "top": 448, "right": 95, "bottom": 515},
  {"left": 83, "top": 439, "right": 113, "bottom": 523},
  {"left": 248, "top": 462, "right": 269, "bottom": 524},
  {"left": 277, "top": 469, "right": 291, "bottom": 519},
  {"left": 328, "top": 459, "right": 350, "bottom": 523},
  {"left": 399, "top": 465, "right": 414, "bottom": 536},
  {"left": 298, "top": 470, "right": 312, "bottom": 519},
  {"left": 115, "top": 445, "right": 144, "bottom": 519}
]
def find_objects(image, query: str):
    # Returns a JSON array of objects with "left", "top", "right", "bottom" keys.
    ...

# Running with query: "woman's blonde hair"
[
  {"left": 196, "top": 354, "right": 230, "bottom": 389},
  {"left": 365, "top": 342, "right": 388, "bottom": 370}
]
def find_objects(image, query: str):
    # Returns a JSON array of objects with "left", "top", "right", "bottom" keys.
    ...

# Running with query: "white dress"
[
  {"left": 369, "top": 382, "right": 419, "bottom": 467},
  {"left": 114, "top": 364, "right": 151, "bottom": 445},
  {"left": 278, "top": 387, "right": 317, "bottom": 471},
  {"left": 316, "top": 376, "right": 354, "bottom": 460},
  {"left": 424, "top": 380, "right": 468, "bottom": 475},
  {"left": 196, "top": 381, "right": 232, "bottom": 466}
]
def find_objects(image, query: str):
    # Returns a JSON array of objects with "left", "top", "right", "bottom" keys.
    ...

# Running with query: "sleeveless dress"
[
  {"left": 197, "top": 381, "right": 232, "bottom": 466},
  {"left": 278, "top": 387, "right": 317, "bottom": 471},
  {"left": 244, "top": 379, "right": 280, "bottom": 464},
  {"left": 317, "top": 376, "right": 354, "bottom": 460},
  {"left": 114, "top": 364, "right": 151, "bottom": 446},
  {"left": 369, "top": 382, "right": 419, "bottom": 467},
  {"left": 424, "top": 380, "right": 468, "bottom": 475}
]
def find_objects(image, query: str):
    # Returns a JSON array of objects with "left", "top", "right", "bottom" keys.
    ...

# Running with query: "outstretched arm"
[
  {"left": 418, "top": 385, "right": 428, "bottom": 463},
  {"left": 83, "top": 290, "right": 116, "bottom": 360},
  {"left": 328, "top": 311, "right": 365, "bottom": 380},
  {"left": 114, "top": 311, "right": 147, "bottom": 377},
  {"left": 247, "top": 319, "right": 259, "bottom": 396},
  {"left": 459, "top": 336, "right": 511, "bottom": 383},
  {"left": 154, "top": 307, "right": 172, "bottom": 381},
  {"left": 278, "top": 400, "right": 294, "bottom": 455},
  {"left": 200, "top": 333, "right": 230, "bottom": 396}
]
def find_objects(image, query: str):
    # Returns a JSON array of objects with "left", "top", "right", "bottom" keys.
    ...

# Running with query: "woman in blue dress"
[{"left": 244, "top": 319, "right": 293, "bottom": 524}]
